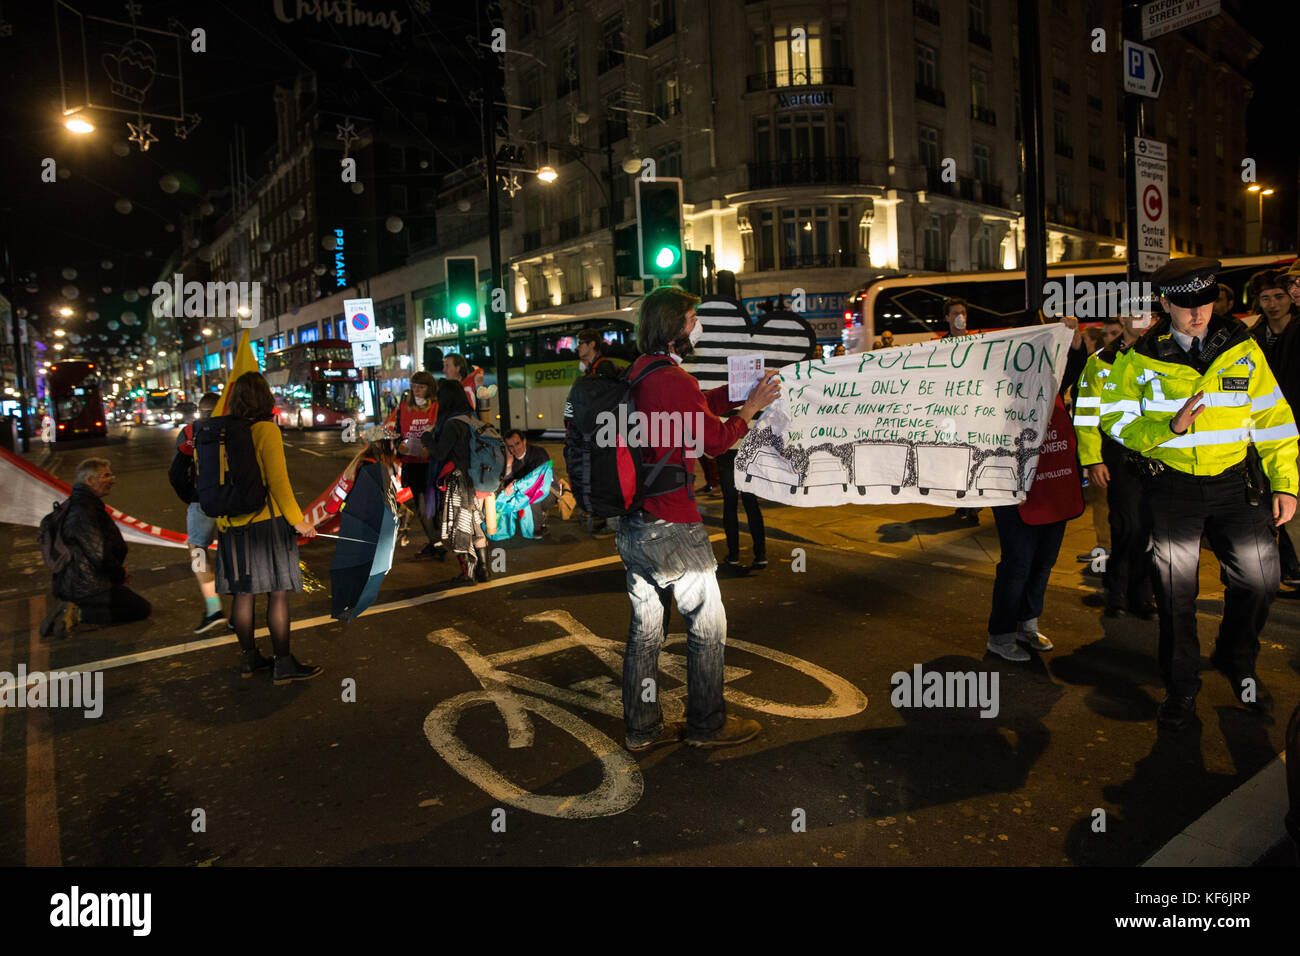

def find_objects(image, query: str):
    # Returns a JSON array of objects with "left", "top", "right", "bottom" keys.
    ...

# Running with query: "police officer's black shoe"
[
  {"left": 1157, "top": 694, "right": 1197, "bottom": 731},
  {"left": 1131, "top": 602, "right": 1157, "bottom": 620}
]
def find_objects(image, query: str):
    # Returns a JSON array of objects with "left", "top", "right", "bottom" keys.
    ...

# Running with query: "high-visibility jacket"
[
  {"left": 1099, "top": 316, "right": 1299, "bottom": 495},
  {"left": 1072, "top": 341, "right": 1132, "bottom": 467}
]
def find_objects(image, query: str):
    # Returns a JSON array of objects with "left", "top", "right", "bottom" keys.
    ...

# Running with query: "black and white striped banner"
[{"left": 680, "top": 297, "right": 817, "bottom": 389}]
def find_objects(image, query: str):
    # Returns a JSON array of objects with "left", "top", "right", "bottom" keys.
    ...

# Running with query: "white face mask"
[
  {"left": 688, "top": 321, "right": 704, "bottom": 346},
  {"left": 951, "top": 314, "right": 967, "bottom": 331},
  {"left": 578, "top": 360, "right": 588, "bottom": 372}
]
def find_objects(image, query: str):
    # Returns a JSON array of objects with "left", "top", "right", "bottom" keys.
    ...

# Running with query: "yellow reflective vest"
[
  {"left": 1099, "top": 317, "right": 1299, "bottom": 495},
  {"left": 1072, "top": 342, "right": 1131, "bottom": 467}
]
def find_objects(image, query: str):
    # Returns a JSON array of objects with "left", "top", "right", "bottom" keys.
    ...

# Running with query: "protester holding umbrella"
[
  {"left": 422, "top": 379, "right": 490, "bottom": 586},
  {"left": 331, "top": 428, "right": 401, "bottom": 621},
  {"left": 214, "top": 372, "right": 322, "bottom": 685}
]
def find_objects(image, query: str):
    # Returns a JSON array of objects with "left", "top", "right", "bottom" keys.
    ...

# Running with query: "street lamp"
[
  {"left": 1246, "top": 184, "right": 1275, "bottom": 253},
  {"left": 62, "top": 109, "right": 94, "bottom": 134}
]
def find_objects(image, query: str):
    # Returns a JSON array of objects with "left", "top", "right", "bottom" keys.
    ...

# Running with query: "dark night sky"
[
  {"left": 1239, "top": 0, "right": 1300, "bottom": 250},
  {"left": 0, "top": 0, "right": 480, "bottom": 364}
]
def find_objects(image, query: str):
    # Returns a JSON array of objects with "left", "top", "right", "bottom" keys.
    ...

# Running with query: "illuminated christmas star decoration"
[
  {"left": 128, "top": 120, "right": 157, "bottom": 151},
  {"left": 336, "top": 118, "right": 359, "bottom": 157},
  {"left": 124, "top": 1, "right": 143, "bottom": 17},
  {"left": 174, "top": 112, "right": 201, "bottom": 139}
]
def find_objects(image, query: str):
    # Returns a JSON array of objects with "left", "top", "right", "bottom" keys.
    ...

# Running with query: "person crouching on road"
[
  {"left": 42, "top": 457, "right": 152, "bottom": 638},
  {"left": 422, "top": 378, "right": 490, "bottom": 585},
  {"left": 619, "top": 286, "right": 781, "bottom": 752},
  {"left": 214, "top": 372, "right": 322, "bottom": 685},
  {"left": 986, "top": 396, "right": 1084, "bottom": 661}
]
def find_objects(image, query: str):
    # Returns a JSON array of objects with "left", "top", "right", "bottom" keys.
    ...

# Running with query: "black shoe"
[
  {"left": 450, "top": 554, "right": 476, "bottom": 586},
  {"left": 415, "top": 543, "right": 438, "bottom": 559},
  {"left": 1103, "top": 603, "right": 1128, "bottom": 619},
  {"left": 39, "top": 600, "right": 68, "bottom": 638},
  {"left": 749, "top": 557, "right": 768, "bottom": 571},
  {"left": 1157, "top": 694, "right": 1197, "bottom": 731},
  {"left": 272, "top": 654, "right": 322, "bottom": 685},
  {"left": 195, "top": 610, "right": 227, "bottom": 634},
  {"left": 474, "top": 546, "right": 491, "bottom": 582},
  {"left": 1131, "top": 602, "right": 1157, "bottom": 620},
  {"left": 240, "top": 648, "right": 273, "bottom": 678}
]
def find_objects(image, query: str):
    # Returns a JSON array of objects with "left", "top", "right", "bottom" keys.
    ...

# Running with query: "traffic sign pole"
[{"left": 1122, "top": 0, "right": 1146, "bottom": 286}]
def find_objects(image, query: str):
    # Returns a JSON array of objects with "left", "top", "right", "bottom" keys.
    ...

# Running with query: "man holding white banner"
[{"left": 734, "top": 323, "right": 1074, "bottom": 508}]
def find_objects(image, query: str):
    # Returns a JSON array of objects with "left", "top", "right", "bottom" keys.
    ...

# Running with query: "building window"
[
  {"left": 602, "top": 90, "right": 628, "bottom": 144},
  {"left": 653, "top": 67, "right": 680, "bottom": 120},
  {"left": 1053, "top": 110, "right": 1071, "bottom": 153},
  {"left": 599, "top": 14, "right": 625, "bottom": 73},
  {"left": 754, "top": 116, "right": 771, "bottom": 166},
  {"left": 773, "top": 23, "right": 823, "bottom": 86},
  {"left": 923, "top": 216, "right": 943, "bottom": 268},
  {"left": 758, "top": 209, "right": 775, "bottom": 268},
  {"left": 829, "top": 23, "right": 846, "bottom": 69},
  {"left": 975, "top": 226, "right": 992, "bottom": 269},
  {"left": 837, "top": 206, "right": 852, "bottom": 261},
  {"left": 918, "top": 124, "right": 941, "bottom": 170},
  {"left": 969, "top": 0, "right": 988, "bottom": 35},
  {"left": 654, "top": 141, "right": 682, "bottom": 180},
  {"left": 521, "top": 67, "right": 541, "bottom": 110},
  {"left": 776, "top": 111, "right": 827, "bottom": 162},
  {"left": 970, "top": 67, "right": 989, "bottom": 111},
  {"left": 1055, "top": 173, "right": 1072, "bottom": 208},
  {"left": 916, "top": 42, "right": 938, "bottom": 90},
  {"left": 1214, "top": 131, "right": 1224, "bottom": 159},
  {"left": 1090, "top": 182, "right": 1105, "bottom": 219},
  {"left": 519, "top": 0, "right": 536, "bottom": 37},
  {"left": 391, "top": 184, "right": 408, "bottom": 210},
  {"left": 299, "top": 324, "right": 319, "bottom": 343},
  {"left": 557, "top": 42, "right": 579, "bottom": 97},
  {"left": 973, "top": 143, "right": 991, "bottom": 184}
]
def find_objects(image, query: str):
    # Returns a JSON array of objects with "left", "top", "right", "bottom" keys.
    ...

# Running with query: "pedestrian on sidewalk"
[
  {"left": 213, "top": 373, "right": 322, "bottom": 685},
  {"left": 423, "top": 378, "right": 490, "bottom": 585},
  {"left": 618, "top": 286, "right": 781, "bottom": 751},
  {"left": 385, "top": 370, "right": 443, "bottom": 559},
  {"left": 986, "top": 396, "right": 1084, "bottom": 662},
  {"left": 41, "top": 457, "right": 152, "bottom": 638},
  {"left": 170, "top": 391, "right": 228, "bottom": 634}
]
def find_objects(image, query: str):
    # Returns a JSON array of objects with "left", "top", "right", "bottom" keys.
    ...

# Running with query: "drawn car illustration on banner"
[
  {"left": 853, "top": 441, "right": 909, "bottom": 495},
  {"left": 913, "top": 443, "right": 975, "bottom": 498}
]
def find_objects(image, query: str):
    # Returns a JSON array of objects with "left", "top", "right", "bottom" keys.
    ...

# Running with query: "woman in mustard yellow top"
[{"left": 214, "top": 373, "right": 322, "bottom": 685}]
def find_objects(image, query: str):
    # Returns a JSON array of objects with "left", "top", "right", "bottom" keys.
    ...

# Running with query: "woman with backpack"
[
  {"left": 213, "top": 372, "right": 322, "bottom": 684},
  {"left": 385, "top": 370, "right": 443, "bottom": 560},
  {"left": 422, "top": 379, "right": 490, "bottom": 586}
]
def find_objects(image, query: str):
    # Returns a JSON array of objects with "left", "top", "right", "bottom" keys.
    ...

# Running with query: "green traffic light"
[
  {"left": 455, "top": 301, "right": 472, "bottom": 319},
  {"left": 655, "top": 245, "right": 681, "bottom": 270}
]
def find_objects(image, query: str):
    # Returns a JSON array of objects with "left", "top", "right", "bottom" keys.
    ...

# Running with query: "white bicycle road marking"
[{"left": 423, "top": 609, "right": 868, "bottom": 819}]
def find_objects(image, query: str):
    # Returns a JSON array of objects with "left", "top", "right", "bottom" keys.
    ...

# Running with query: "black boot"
[
  {"left": 474, "top": 546, "right": 491, "bottom": 582},
  {"left": 240, "top": 647, "right": 274, "bottom": 678},
  {"left": 450, "top": 553, "right": 475, "bottom": 586},
  {"left": 272, "top": 654, "right": 322, "bottom": 685}
]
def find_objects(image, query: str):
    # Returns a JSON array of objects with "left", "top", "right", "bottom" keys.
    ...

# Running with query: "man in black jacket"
[
  {"left": 42, "top": 458, "right": 152, "bottom": 637},
  {"left": 1253, "top": 268, "right": 1300, "bottom": 585}
]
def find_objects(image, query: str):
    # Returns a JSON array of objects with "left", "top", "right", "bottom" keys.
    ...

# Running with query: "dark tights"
[
  {"left": 230, "top": 591, "right": 292, "bottom": 657},
  {"left": 717, "top": 449, "right": 766, "bottom": 560}
]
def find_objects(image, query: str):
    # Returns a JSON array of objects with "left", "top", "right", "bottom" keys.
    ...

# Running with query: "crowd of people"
[{"left": 34, "top": 260, "right": 1299, "bottom": 752}]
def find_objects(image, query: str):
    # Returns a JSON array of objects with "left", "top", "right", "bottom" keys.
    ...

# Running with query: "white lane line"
[
  {"left": 296, "top": 446, "right": 325, "bottom": 457},
  {"left": 40, "top": 534, "right": 726, "bottom": 680},
  {"left": 869, "top": 550, "right": 895, "bottom": 559},
  {"left": 932, "top": 561, "right": 966, "bottom": 570}
]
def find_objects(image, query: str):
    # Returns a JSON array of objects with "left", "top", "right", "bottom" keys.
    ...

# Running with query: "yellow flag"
[{"left": 213, "top": 330, "right": 259, "bottom": 416}]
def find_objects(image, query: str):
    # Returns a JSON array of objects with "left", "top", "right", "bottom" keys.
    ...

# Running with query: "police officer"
[
  {"left": 1074, "top": 306, "right": 1156, "bottom": 618},
  {"left": 1100, "top": 257, "right": 1299, "bottom": 730}
]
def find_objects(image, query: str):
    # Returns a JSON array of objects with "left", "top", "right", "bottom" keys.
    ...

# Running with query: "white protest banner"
[{"left": 735, "top": 324, "right": 1074, "bottom": 507}]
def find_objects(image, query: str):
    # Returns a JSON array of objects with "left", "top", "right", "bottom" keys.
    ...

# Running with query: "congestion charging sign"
[
  {"left": 343, "top": 297, "right": 382, "bottom": 368},
  {"left": 1134, "top": 138, "right": 1169, "bottom": 274}
]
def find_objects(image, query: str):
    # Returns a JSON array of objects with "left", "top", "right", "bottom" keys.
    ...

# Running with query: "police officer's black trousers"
[
  {"left": 1146, "top": 465, "right": 1280, "bottom": 697},
  {"left": 1101, "top": 438, "right": 1154, "bottom": 609}
]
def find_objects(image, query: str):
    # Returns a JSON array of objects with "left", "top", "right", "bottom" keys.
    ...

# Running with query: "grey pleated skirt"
[{"left": 215, "top": 517, "right": 303, "bottom": 594}]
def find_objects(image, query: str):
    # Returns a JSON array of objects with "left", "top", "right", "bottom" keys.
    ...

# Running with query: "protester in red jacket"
[{"left": 618, "top": 286, "right": 780, "bottom": 753}]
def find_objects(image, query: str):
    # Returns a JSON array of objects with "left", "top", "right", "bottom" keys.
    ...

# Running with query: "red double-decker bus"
[
  {"left": 264, "top": 339, "right": 368, "bottom": 430},
  {"left": 47, "top": 360, "right": 107, "bottom": 441}
]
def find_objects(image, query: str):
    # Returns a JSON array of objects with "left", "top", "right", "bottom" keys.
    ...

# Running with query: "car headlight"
[{"left": 315, "top": 413, "right": 325, "bottom": 422}]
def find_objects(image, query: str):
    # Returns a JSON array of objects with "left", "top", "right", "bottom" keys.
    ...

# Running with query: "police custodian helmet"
[{"left": 1150, "top": 256, "right": 1222, "bottom": 308}]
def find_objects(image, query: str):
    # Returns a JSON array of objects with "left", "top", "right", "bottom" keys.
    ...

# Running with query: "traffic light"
[
  {"left": 444, "top": 256, "right": 479, "bottom": 325},
  {"left": 635, "top": 177, "right": 685, "bottom": 280}
]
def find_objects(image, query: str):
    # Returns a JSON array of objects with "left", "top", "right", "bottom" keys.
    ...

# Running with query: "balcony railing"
[
  {"left": 914, "top": 1, "right": 940, "bottom": 26},
  {"left": 1052, "top": 76, "right": 1071, "bottom": 94},
  {"left": 747, "top": 156, "right": 859, "bottom": 189},
  {"left": 745, "top": 66, "right": 854, "bottom": 92},
  {"left": 646, "top": 17, "right": 675, "bottom": 47},
  {"left": 557, "top": 216, "right": 582, "bottom": 241},
  {"left": 968, "top": 27, "right": 992, "bottom": 49},
  {"left": 1087, "top": 155, "right": 1105, "bottom": 170},
  {"left": 754, "top": 252, "right": 853, "bottom": 272},
  {"left": 915, "top": 82, "right": 945, "bottom": 106},
  {"left": 971, "top": 105, "right": 996, "bottom": 125}
]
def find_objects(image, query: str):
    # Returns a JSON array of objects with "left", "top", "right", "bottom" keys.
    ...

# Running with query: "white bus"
[
  {"left": 423, "top": 313, "right": 637, "bottom": 433},
  {"left": 843, "top": 254, "right": 1297, "bottom": 352}
]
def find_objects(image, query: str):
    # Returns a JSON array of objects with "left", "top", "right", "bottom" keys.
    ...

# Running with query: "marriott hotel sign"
[{"left": 776, "top": 89, "right": 834, "bottom": 109}]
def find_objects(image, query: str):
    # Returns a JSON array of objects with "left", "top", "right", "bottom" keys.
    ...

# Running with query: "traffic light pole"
[
  {"left": 1122, "top": 0, "right": 1144, "bottom": 286},
  {"left": 1016, "top": 0, "right": 1047, "bottom": 319},
  {"left": 605, "top": 142, "right": 620, "bottom": 310},
  {"left": 481, "top": 0, "right": 509, "bottom": 428}
]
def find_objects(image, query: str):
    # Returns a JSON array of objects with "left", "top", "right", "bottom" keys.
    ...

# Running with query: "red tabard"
[
  {"left": 1017, "top": 397, "right": 1084, "bottom": 526},
  {"left": 396, "top": 400, "right": 435, "bottom": 464}
]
